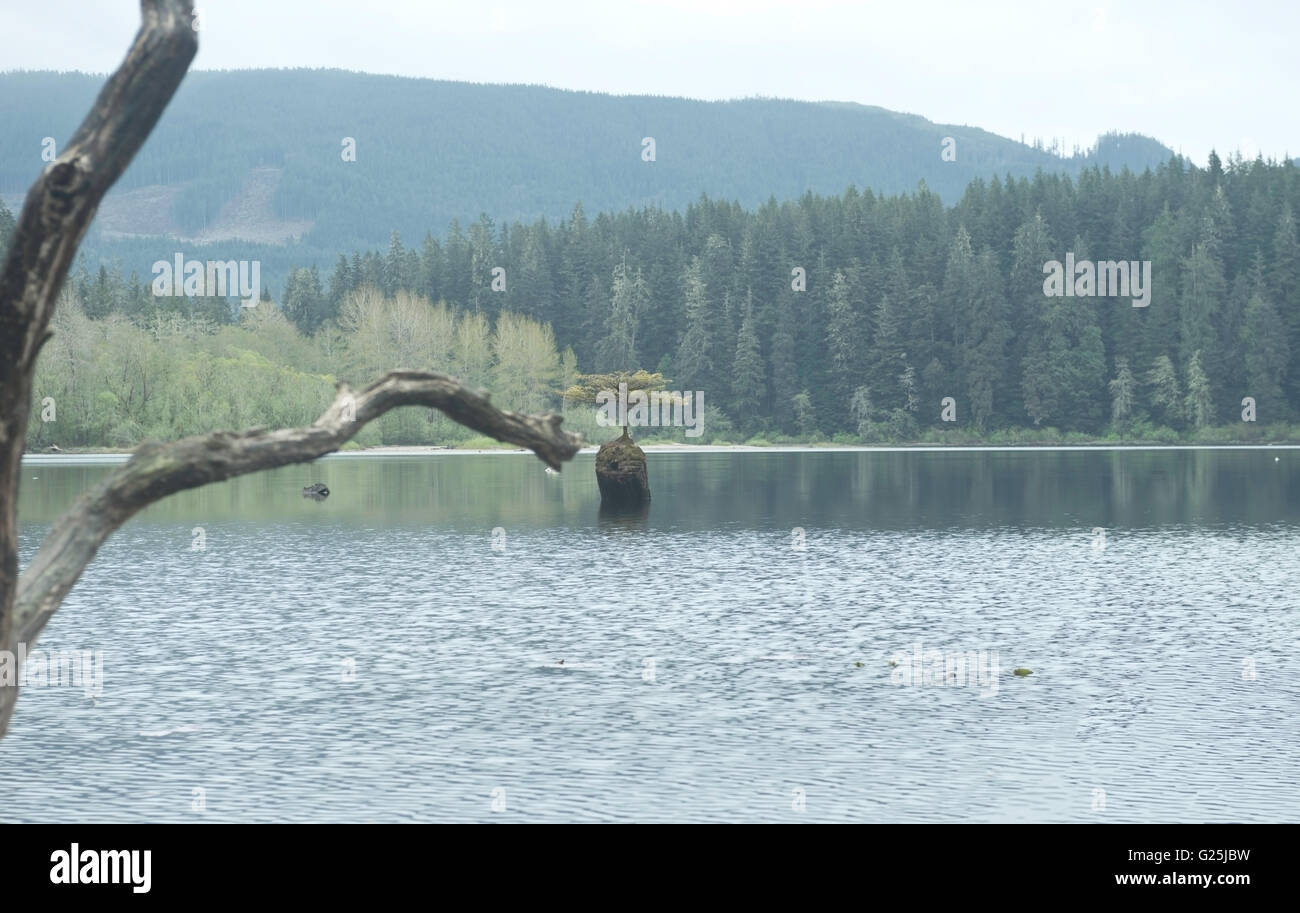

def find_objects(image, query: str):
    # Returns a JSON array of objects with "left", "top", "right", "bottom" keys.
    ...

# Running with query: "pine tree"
[
  {"left": 86, "top": 264, "right": 128, "bottom": 319},
  {"left": 769, "top": 306, "right": 799, "bottom": 433},
  {"left": 1022, "top": 284, "right": 1105, "bottom": 431},
  {"left": 1184, "top": 351, "right": 1215, "bottom": 429},
  {"left": 401, "top": 247, "right": 421, "bottom": 295},
  {"left": 443, "top": 219, "right": 471, "bottom": 306},
  {"left": 556, "top": 204, "right": 592, "bottom": 346},
  {"left": 383, "top": 231, "right": 405, "bottom": 297},
  {"left": 517, "top": 228, "right": 555, "bottom": 322},
  {"left": 468, "top": 215, "right": 498, "bottom": 313},
  {"left": 419, "top": 232, "right": 442, "bottom": 303},
  {"left": 674, "top": 257, "right": 713, "bottom": 391},
  {"left": 850, "top": 386, "right": 874, "bottom": 438},
  {"left": 327, "top": 254, "right": 352, "bottom": 322},
  {"left": 283, "top": 266, "right": 326, "bottom": 335},
  {"left": 1008, "top": 211, "right": 1054, "bottom": 419},
  {"left": 1270, "top": 205, "right": 1300, "bottom": 403},
  {"left": 1139, "top": 205, "right": 1185, "bottom": 373},
  {"left": 1146, "top": 354, "right": 1184, "bottom": 427},
  {"left": 1241, "top": 291, "right": 1289, "bottom": 418},
  {"left": 731, "top": 294, "right": 765, "bottom": 429},
  {"left": 1207, "top": 150, "right": 1224, "bottom": 186},
  {"left": 921, "top": 358, "right": 947, "bottom": 425},
  {"left": 361, "top": 251, "right": 384, "bottom": 291},
  {"left": 825, "top": 270, "right": 864, "bottom": 424},
  {"left": 960, "top": 249, "right": 1011, "bottom": 430},
  {"left": 1108, "top": 357, "right": 1137, "bottom": 425},
  {"left": 124, "top": 270, "right": 148, "bottom": 322},
  {"left": 1180, "top": 240, "right": 1225, "bottom": 372},
  {"left": 576, "top": 273, "right": 607, "bottom": 369},
  {"left": 595, "top": 261, "right": 645, "bottom": 372},
  {"left": 791, "top": 391, "right": 817, "bottom": 437},
  {"left": 350, "top": 252, "right": 366, "bottom": 291},
  {"left": 868, "top": 293, "right": 906, "bottom": 414}
]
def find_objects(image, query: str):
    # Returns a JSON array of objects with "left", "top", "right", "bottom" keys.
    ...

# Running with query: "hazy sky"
[{"left": 3, "top": 0, "right": 1294, "bottom": 164}]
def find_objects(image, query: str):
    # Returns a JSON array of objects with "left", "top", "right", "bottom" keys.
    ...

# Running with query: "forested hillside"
[
  {"left": 8, "top": 150, "right": 1299, "bottom": 446},
  {"left": 0, "top": 69, "right": 1172, "bottom": 258}
]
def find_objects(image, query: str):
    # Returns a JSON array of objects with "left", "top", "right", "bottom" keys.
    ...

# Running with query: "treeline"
[
  {"left": 9, "top": 151, "right": 1300, "bottom": 445},
  {"left": 281, "top": 152, "right": 1300, "bottom": 439},
  {"left": 22, "top": 284, "right": 576, "bottom": 450}
]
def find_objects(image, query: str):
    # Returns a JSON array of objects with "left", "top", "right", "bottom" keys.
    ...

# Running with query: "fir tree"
[
  {"left": 595, "top": 261, "right": 645, "bottom": 372},
  {"left": 1185, "top": 351, "right": 1215, "bottom": 429},
  {"left": 674, "top": 257, "right": 713, "bottom": 391},
  {"left": 1146, "top": 354, "right": 1184, "bottom": 427},
  {"left": 731, "top": 294, "right": 766, "bottom": 429},
  {"left": 1241, "top": 292, "right": 1289, "bottom": 417},
  {"left": 1108, "top": 357, "right": 1137, "bottom": 425}
]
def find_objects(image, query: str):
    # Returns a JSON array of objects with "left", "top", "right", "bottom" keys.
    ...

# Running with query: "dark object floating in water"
[{"left": 302, "top": 482, "right": 330, "bottom": 499}]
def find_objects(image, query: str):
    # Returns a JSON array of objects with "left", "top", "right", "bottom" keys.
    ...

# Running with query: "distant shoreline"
[{"left": 21, "top": 441, "right": 1300, "bottom": 463}]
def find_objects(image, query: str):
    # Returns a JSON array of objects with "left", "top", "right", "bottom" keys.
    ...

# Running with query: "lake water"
[{"left": 4, "top": 448, "right": 1299, "bottom": 822}]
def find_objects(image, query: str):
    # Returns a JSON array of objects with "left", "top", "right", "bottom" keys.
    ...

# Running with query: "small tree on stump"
[
  {"left": 561, "top": 370, "right": 676, "bottom": 506},
  {"left": 562, "top": 370, "right": 675, "bottom": 440}
]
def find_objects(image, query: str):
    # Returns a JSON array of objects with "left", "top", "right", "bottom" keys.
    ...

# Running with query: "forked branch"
[{"left": 14, "top": 371, "right": 582, "bottom": 648}]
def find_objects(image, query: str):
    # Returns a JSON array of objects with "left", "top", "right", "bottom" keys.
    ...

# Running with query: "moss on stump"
[{"left": 595, "top": 429, "right": 650, "bottom": 506}]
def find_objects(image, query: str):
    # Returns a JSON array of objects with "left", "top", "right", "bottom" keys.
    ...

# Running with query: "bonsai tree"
[{"left": 562, "top": 370, "right": 680, "bottom": 439}]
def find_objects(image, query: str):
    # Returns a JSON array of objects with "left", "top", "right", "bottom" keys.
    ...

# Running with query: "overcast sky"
[{"left": 2, "top": 0, "right": 1294, "bottom": 164}]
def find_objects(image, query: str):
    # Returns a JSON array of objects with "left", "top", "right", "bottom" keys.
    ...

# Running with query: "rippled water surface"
[{"left": 4, "top": 448, "right": 1299, "bottom": 822}]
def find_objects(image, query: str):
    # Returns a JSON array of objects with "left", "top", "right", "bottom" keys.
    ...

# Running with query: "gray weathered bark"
[{"left": 0, "top": 1, "right": 581, "bottom": 738}]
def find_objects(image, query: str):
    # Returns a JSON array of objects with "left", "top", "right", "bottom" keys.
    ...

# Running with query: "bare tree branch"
[
  {"left": 0, "top": 0, "right": 198, "bottom": 736},
  {"left": 14, "top": 372, "right": 581, "bottom": 650},
  {"left": 0, "top": 0, "right": 584, "bottom": 740}
]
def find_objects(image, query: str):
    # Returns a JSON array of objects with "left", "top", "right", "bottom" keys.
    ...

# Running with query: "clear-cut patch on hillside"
[
  {"left": 185, "top": 165, "right": 314, "bottom": 244},
  {"left": 95, "top": 184, "right": 183, "bottom": 240},
  {"left": 3, "top": 166, "right": 314, "bottom": 245}
]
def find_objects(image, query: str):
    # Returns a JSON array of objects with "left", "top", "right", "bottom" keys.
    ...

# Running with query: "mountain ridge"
[{"left": 1, "top": 68, "right": 1176, "bottom": 256}]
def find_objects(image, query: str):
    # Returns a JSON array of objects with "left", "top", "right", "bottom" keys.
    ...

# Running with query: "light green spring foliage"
[
  {"left": 560, "top": 370, "right": 676, "bottom": 443},
  {"left": 26, "top": 286, "right": 568, "bottom": 449},
  {"left": 561, "top": 370, "right": 671, "bottom": 405}
]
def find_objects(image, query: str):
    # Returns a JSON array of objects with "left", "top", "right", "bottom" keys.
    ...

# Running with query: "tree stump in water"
[{"left": 595, "top": 428, "right": 650, "bottom": 506}]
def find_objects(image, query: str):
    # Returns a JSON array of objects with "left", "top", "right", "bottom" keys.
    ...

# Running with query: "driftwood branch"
[
  {"left": 0, "top": 0, "right": 199, "bottom": 736},
  {"left": 14, "top": 373, "right": 581, "bottom": 650},
  {"left": 0, "top": 0, "right": 583, "bottom": 739}
]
